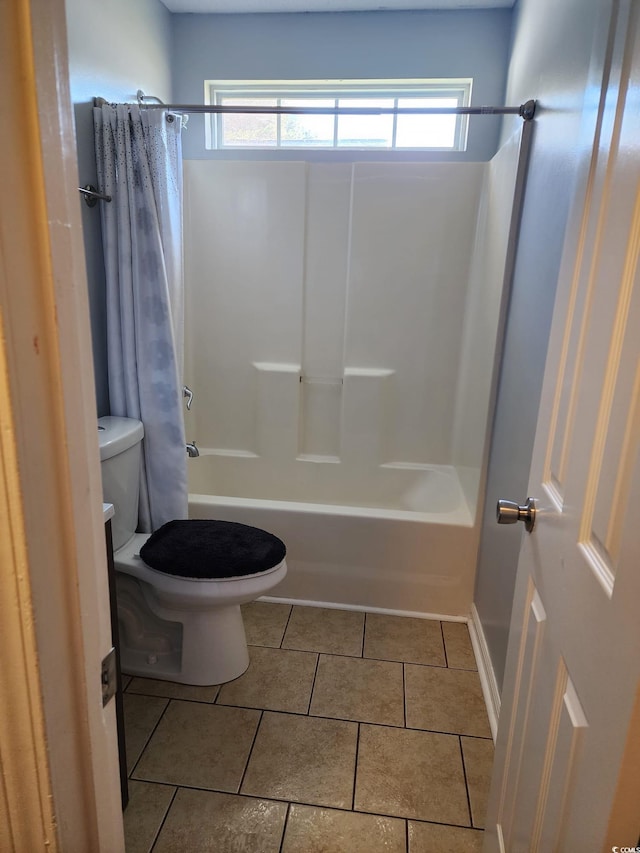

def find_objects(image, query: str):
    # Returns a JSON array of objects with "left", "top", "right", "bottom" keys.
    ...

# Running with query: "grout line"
[
  {"left": 128, "top": 697, "right": 172, "bottom": 779},
  {"left": 405, "top": 818, "right": 410, "bottom": 853},
  {"left": 279, "top": 605, "right": 295, "bottom": 649},
  {"left": 361, "top": 612, "right": 367, "bottom": 658},
  {"left": 131, "top": 698, "right": 491, "bottom": 739},
  {"left": 124, "top": 651, "right": 456, "bottom": 705},
  {"left": 149, "top": 785, "right": 179, "bottom": 853},
  {"left": 278, "top": 802, "right": 292, "bottom": 853},
  {"left": 443, "top": 664, "right": 479, "bottom": 672},
  {"left": 407, "top": 817, "right": 485, "bottom": 833},
  {"left": 281, "top": 647, "right": 366, "bottom": 659},
  {"left": 351, "top": 722, "right": 361, "bottom": 811},
  {"left": 362, "top": 654, "right": 449, "bottom": 668},
  {"left": 125, "top": 699, "right": 492, "bottom": 746},
  {"left": 306, "top": 653, "right": 321, "bottom": 715},
  {"left": 129, "top": 778, "right": 176, "bottom": 789},
  {"left": 126, "top": 691, "right": 220, "bottom": 705},
  {"left": 459, "top": 735, "right": 474, "bottom": 829},
  {"left": 273, "top": 647, "right": 449, "bottom": 667},
  {"left": 237, "top": 710, "right": 264, "bottom": 795},
  {"left": 128, "top": 778, "right": 483, "bottom": 833},
  {"left": 456, "top": 732, "right": 495, "bottom": 741},
  {"left": 440, "top": 620, "right": 449, "bottom": 668},
  {"left": 402, "top": 664, "right": 407, "bottom": 728}
]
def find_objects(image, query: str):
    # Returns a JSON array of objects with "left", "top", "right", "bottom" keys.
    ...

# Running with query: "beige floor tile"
[
  {"left": 126, "top": 676, "right": 220, "bottom": 703},
  {"left": 355, "top": 724, "right": 469, "bottom": 825},
  {"left": 404, "top": 665, "right": 491, "bottom": 737},
  {"left": 408, "top": 820, "right": 483, "bottom": 852},
  {"left": 123, "top": 780, "right": 175, "bottom": 853},
  {"left": 442, "top": 622, "right": 477, "bottom": 670},
  {"left": 282, "top": 804, "right": 406, "bottom": 853},
  {"left": 310, "top": 654, "right": 404, "bottom": 726},
  {"left": 217, "top": 646, "right": 317, "bottom": 713},
  {"left": 123, "top": 693, "right": 168, "bottom": 774},
  {"left": 241, "top": 711, "right": 358, "bottom": 809},
  {"left": 364, "top": 614, "right": 446, "bottom": 666},
  {"left": 132, "top": 700, "right": 260, "bottom": 792},
  {"left": 242, "top": 601, "right": 292, "bottom": 647},
  {"left": 461, "top": 736, "right": 494, "bottom": 829},
  {"left": 282, "top": 606, "right": 364, "bottom": 656},
  {"left": 153, "top": 788, "right": 287, "bottom": 853}
]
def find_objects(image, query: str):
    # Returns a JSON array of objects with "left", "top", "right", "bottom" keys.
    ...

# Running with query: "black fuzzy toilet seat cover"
[{"left": 140, "top": 519, "right": 286, "bottom": 580}]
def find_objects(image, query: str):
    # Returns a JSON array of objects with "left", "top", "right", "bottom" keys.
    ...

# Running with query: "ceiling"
[{"left": 161, "top": 0, "right": 513, "bottom": 13}]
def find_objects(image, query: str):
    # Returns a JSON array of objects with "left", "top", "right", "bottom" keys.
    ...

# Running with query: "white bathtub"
[{"left": 188, "top": 462, "right": 479, "bottom": 618}]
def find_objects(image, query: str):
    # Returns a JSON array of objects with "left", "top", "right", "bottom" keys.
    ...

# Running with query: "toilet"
[{"left": 98, "top": 416, "right": 287, "bottom": 685}]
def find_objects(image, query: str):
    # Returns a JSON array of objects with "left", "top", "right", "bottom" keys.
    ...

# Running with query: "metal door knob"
[{"left": 496, "top": 497, "right": 537, "bottom": 532}]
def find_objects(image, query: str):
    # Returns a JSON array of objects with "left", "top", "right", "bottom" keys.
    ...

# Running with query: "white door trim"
[{"left": 0, "top": 0, "right": 124, "bottom": 848}]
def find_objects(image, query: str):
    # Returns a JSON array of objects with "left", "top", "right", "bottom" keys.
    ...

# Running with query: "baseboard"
[
  {"left": 468, "top": 603, "right": 501, "bottom": 742},
  {"left": 260, "top": 595, "right": 469, "bottom": 623}
]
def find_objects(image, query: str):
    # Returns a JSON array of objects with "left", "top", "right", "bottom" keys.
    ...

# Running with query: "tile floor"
[{"left": 122, "top": 603, "right": 494, "bottom": 852}]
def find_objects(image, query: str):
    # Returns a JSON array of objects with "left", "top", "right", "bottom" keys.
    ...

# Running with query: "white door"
[{"left": 485, "top": 1, "right": 640, "bottom": 849}]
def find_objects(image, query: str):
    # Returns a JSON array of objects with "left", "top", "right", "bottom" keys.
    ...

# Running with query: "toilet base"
[
  {"left": 116, "top": 574, "right": 251, "bottom": 685},
  {"left": 169, "top": 602, "right": 250, "bottom": 685}
]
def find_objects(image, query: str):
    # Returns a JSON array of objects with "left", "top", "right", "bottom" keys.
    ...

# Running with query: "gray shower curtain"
[{"left": 94, "top": 103, "right": 187, "bottom": 531}]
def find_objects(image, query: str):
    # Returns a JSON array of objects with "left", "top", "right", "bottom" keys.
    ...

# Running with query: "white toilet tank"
[{"left": 98, "top": 416, "right": 145, "bottom": 551}]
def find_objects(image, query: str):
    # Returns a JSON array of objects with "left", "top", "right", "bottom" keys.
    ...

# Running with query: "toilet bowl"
[{"left": 98, "top": 416, "right": 287, "bottom": 685}]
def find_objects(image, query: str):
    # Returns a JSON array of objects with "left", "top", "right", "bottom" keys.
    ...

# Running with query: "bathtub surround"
[
  {"left": 184, "top": 160, "right": 483, "bottom": 475},
  {"left": 184, "top": 128, "right": 527, "bottom": 616},
  {"left": 95, "top": 104, "right": 187, "bottom": 529}
]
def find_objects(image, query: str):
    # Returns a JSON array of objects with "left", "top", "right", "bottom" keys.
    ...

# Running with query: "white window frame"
[{"left": 204, "top": 79, "right": 472, "bottom": 152}]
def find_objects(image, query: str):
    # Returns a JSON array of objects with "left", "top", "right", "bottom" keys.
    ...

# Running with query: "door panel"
[{"left": 498, "top": 583, "right": 547, "bottom": 850}]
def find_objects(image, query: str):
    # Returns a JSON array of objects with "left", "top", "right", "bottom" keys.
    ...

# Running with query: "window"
[{"left": 205, "top": 79, "right": 472, "bottom": 152}]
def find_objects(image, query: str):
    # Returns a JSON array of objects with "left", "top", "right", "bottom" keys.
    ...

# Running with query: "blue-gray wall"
[
  {"left": 66, "top": 0, "right": 173, "bottom": 415},
  {"left": 171, "top": 10, "right": 512, "bottom": 161},
  {"left": 473, "top": 0, "right": 609, "bottom": 693}
]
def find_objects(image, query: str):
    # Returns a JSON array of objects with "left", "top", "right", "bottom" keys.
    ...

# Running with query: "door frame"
[{"left": 0, "top": 0, "right": 124, "bottom": 849}]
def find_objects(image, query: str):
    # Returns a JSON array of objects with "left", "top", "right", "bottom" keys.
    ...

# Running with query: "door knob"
[{"left": 496, "top": 497, "right": 537, "bottom": 532}]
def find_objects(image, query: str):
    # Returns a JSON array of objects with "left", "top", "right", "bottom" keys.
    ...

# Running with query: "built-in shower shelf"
[
  {"left": 252, "top": 361, "right": 301, "bottom": 374},
  {"left": 207, "top": 448, "right": 259, "bottom": 459},
  {"left": 343, "top": 367, "right": 395, "bottom": 379},
  {"left": 299, "top": 375, "right": 344, "bottom": 385},
  {"left": 296, "top": 453, "right": 341, "bottom": 464}
]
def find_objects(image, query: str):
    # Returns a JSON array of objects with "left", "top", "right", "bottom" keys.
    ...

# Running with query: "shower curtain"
[{"left": 94, "top": 103, "right": 187, "bottom": 531}]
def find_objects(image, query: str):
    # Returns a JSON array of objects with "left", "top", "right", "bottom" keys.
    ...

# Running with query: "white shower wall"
[{"left": 183, "top": 155, "right": 512, "bottom": 516}]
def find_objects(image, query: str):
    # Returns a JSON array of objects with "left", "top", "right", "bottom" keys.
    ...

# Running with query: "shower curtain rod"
[{"left": 128, "top": 92, "right": 537, "bottom": 121}]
